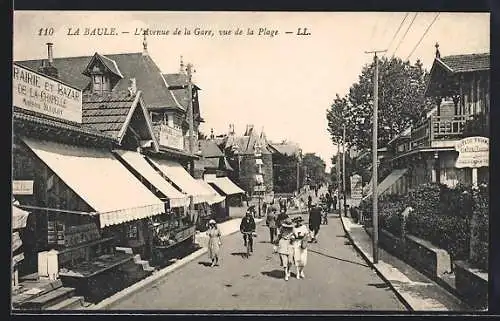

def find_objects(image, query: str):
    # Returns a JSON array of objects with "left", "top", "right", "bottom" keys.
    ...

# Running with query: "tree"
[
  {"left": 326, "top": 57, "right": 434, "bottom": 151},
  {"left": 302, "top": 153, "right": 327, "bottom": 187}
]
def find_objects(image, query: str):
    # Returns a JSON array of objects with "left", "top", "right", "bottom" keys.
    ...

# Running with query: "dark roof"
[
  {"left": 225, "top": 134, "right": 272, "bottom": 155},
  {"left": 199, "top": 140, "right": 224, "bottom": 158},
  {"left": 82, "top": 91, "right": 136, "bottom": 140},
  {"left": 194, "top": 157, "right": 220, "bottom": 170},
  {"left": 438, "top": 53, "right": 490, "bottom": 73},
  {"left": 269, "top": 142, "right": 300, "bottom": 156},
  {"left": 163, "top": 73, "right": 201, "bottom": 90},
  {"left": 13, "top": 107, "right": 114, "bottom": 141},
  {"left": 95, "top": 54, "right": 124, "bottom": 78},
  {"left": 16, "top": 53, "right": 183, "bottom": 110}
]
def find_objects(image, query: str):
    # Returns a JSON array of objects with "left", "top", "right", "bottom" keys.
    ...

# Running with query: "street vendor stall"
[{"left": 12, "top": 199, "right": 30, "bottom": 288}]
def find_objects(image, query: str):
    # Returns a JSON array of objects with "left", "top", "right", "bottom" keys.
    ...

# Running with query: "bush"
[{"left": 470, "top": 184, "right": 489, "bottom": 271}]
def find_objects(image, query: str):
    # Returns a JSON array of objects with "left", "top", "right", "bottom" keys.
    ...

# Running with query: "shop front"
[
  {"left": 197, "top": 179, "right": 226, "bottom": 229},
  {"left": 145, "top": 156, "right": 215, "bottom": 230},
  {"left": 205, "top": 176, "right": 246, "bottom": 217}
]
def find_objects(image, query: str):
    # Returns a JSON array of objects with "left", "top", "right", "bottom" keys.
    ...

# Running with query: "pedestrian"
[
  {"left": 308, "top": 203, "right": 322, "bottom": 243},
  {"left": 206, "top": 219, "right": 222, "bottom": 267},
  {"left": 307, "top": 195, "right": 313, "bottom": 212},
  {"left": 276, "top": 210, "right": 289, "bottom": 234},
  {"left": 273, "top": 219, "right": 295, "bottom": 281},
  {"left": 291, "top": 216, "right": 311, "bottom": 279},
  {"left": 325, "top": 191, "right": 332, "bottom": 212},
  {"left": 262, "top": 201, "right": 268, "bottom": 218},
  {"left": 266, "top": 207, "right": 278, "bottom": 243},
  {"left": 332, "top": 195, "right": 338, "bottom": 211}
]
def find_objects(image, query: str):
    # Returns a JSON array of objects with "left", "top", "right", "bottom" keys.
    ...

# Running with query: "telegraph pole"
[
  {"left": 186, "top": 62, "right": 195, "bottom": 174},
  {"left": 296, "top": 149, "right": 302, "bottom": 195},
  {"left": 342, "top": 124, "right": 347, "bottom": 217},
  {"left": 336, "top": 139, "right": 341, "bottom": 211},
  {"left": 186, "top": 62, "right": 196, "bottom": 226},
  {"left": 365, "top": 49, "right": 386, "bottom": 264}
]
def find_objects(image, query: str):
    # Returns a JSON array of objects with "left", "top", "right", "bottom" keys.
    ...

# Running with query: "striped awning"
[
  {"left": 22, "top": 138, "right": 165, "bottom": 227},
  {"left": 147, "top": 157, "right": 214, "bottom": 204},
  {"left": 197, "top": 179, "right": 225, "bottom": 205}
]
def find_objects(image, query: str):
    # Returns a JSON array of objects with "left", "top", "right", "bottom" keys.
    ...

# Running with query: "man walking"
[
  {"left": 266, "top": 207, "right": 278, "bottom": 243},
  {"left": 308, "top": 203, "right": 322, "bottom": 243}
]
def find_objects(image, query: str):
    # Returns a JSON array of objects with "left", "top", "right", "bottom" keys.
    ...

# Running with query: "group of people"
[{"left": 205, "top": 192, "right": 328, "bottom": 281}]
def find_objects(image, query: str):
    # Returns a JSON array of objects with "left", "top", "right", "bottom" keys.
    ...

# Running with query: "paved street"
[{"left": 109, "top": 211, "right": 406, "bottom": 310}]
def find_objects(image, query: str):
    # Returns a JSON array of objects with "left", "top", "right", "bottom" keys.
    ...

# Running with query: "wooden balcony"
[{"left": 410, "top": 115, "right": 472, "bottom": 149}]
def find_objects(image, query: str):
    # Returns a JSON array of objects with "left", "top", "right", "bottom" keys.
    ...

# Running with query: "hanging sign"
[
  {"left": 455, "top": 136, "right": 489, "bottom": 168},
  {"left": 350, "top": 174, "right": 363, "bottom": 199},
  {"left": 12, "top": 63, "right": 82, "bottom": 123},
  {"left": 13, "top": 180, "right": 34, "bottom": 195}
]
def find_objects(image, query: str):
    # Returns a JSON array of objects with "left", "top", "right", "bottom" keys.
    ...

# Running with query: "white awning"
[
  {"left": 22, "top": 138, "right": 165, "bottom": 227},
  {"left": 197, "top": 179, "right": 225, "bottom": 205},
  {"left": 12, "top": 204, "right": 29, "bottom": 230},
  {"left": 256, "top": 159, "right": 263, "bottom": 165},
  {"left": 113, "top": 150, "right": 189, "bottom": 208},
  {"left": 255, "top": 174, "right": 264, "bottom": 184},
  {"left": 12, "top": 232, "right": 22, "bottom": 252},
  {"left": 147, "top": 157, "right": 213, "bottom": 204},
  {"left": 208, "top": 177, "right": 245, "bottom": 196},
  {"left": 363, "top": 169, "right": 408, "bottom": 200}
]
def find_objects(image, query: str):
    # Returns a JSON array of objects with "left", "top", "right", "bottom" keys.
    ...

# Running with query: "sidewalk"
[
  {"left": 89, "top": 217, "right": 263, "bottom": 310},
  {"left": 340, "top": 215, "right": 470, "bottom": 311}
]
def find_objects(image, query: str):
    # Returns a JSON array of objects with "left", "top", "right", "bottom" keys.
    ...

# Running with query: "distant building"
[
  {"left": 268, "top": 140, "right": 302, "bottom": 194},
  {"left": 217, "top": 124, "right": 274, "bottom": 196}
]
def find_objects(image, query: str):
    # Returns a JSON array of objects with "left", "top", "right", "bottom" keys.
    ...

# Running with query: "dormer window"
[{"left": 92, "top": 73, "right": 110, "bottom": 93}]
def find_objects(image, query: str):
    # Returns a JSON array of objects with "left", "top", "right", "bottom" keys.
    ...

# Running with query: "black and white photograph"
[{"left": 11, "top": 10, "right": 490, "bottom": 312}]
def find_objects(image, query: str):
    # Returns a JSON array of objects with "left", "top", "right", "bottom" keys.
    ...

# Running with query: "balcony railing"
[{"left": 410, "top": 115, "right": 472, "bottom": 149}]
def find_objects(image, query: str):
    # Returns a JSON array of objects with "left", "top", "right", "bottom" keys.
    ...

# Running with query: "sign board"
[
  {"left": 13, "top": 180, "right": 34, "bottom": 195},
  {"left": 13, "top": 64, "right": 82, "bottom": 123},
  {"left": 350, "top": 174, "right": 363, "bottom": 199},
  {"left": 159, "top": 125, "right": 185, "bottom": 150},
  {"left": 254, "top": 185, "right": 266, "bottom": 192},
  {"left": 455, "top": 136, "right": 489, "bottom": 168}
]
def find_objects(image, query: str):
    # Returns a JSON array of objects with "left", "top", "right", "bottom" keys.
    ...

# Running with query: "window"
[
  {"left": 167, "top": 113, "right": 174, "bottom": 128},
  {"left": 92, "top": 74, "right": 110, "bottom": 93}
]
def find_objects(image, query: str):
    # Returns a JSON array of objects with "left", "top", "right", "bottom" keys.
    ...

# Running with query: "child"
[{"left": 273, "top": 219, "right": 295, "bottom": 281}]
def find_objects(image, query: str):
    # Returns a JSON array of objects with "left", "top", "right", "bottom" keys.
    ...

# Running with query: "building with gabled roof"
[{"left": 381, "top": 44, "right": 490, "bottom": 197}]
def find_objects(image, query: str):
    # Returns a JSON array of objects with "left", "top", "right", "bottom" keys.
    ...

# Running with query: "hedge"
[{"left": 358, "top": 182, "right": 488, "bottom": 270}]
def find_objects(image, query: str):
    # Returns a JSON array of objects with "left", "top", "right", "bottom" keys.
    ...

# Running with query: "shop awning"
[
  {"left": 12, "top": 204, "right": 29, "bottom": 230},
  {"left": 197, "top": 179, "right": 225, "bottom": 205},
  {"left": 12, "top": 232, "right": 22, "bottom": 252},
  {"left": 22, "top": 138, "right": 165, "bottom": 227},
  {"left": 256, "top": 159, "right": 263, "bottom": 165},
  {"left": 207, "top": 177, "right": 245, "bottom": 196},
  {"left": 147, "top": 157, "right": 213, "bottom": 204},
  {"left": 113, "top": 150, "right": 189, "bottom": 208},
  {"left": 363, "top": 169, "right": 408, "bottom": 200}
]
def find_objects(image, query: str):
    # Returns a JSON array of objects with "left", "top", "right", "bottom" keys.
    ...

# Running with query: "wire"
[
  {"left": 405, "top": 13, "right": 440, "bottom": 61},
  {"left": 384, "top": 13, "right": 410, "bottom": 56},
  {"left": 391, "top": 12, "right": 419, "bottom": 58}
]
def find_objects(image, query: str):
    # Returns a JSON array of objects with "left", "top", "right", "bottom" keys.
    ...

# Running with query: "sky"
[{"left": 13, "top": 11, "right": 490, "bottom": 171}]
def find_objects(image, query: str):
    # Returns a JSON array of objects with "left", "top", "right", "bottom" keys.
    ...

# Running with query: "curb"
[
  {"left": 339, "top": 215, "right": 414, "bottom": 312},
  {"left": 87, "top": 218, "right": 263, "bottom": 310}
]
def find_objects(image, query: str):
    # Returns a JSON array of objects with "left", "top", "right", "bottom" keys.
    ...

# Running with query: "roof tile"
[{"left": 439, "top": 53, "right": 490, "bottom": 73}]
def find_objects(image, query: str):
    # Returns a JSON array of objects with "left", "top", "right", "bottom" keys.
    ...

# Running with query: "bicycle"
[{"left": 241, "top": 231, "right": 255, "bottom": 258}]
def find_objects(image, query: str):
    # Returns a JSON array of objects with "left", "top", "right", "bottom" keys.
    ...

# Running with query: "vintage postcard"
[{"left": 11, "top": 11, "right": 490, "bottom": 313}]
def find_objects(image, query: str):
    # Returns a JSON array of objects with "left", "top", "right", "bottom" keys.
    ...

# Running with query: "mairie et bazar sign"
[
  {"left": 13, "top": 63, "right": 82, "bottom": 123},
  {"left": 455, "top": 136, "right": 489, "bottom": 168}
]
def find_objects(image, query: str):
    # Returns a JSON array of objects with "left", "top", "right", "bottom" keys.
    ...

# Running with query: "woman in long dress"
[
  {"left": 206, "top": 219, "right": 222, "bottom": 267},
  {"left": 291, "top": 216, "right": 311, "bottom": 279},
  {"left": 274, "top": 219, "right": 295, "bottom": 281}
]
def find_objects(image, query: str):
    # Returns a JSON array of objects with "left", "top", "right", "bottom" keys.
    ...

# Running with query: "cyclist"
[{"left": 240, "top": 210, "right": 256, "bottom": 253}]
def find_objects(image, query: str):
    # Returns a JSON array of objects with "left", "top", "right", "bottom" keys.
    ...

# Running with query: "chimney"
[
  {"left": 47, "top": 42, "right": 54, "bottom": 64},
  {"left": 128, "top": 78, "right": 137, "bottom": 96},
  {"left": 142, "top": 30, "right": 148, "bottom": 56},
  {"left": 39, "top": 43, "right": 58, "bottom": 78},
  {"left": 180, "top": 55, "right": 185, "bottom": 74},
  {"left": 435, "top": 42, "right": 440, "bottom": 59}
]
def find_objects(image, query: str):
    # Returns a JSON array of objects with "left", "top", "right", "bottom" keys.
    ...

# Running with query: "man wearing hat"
[
  {"left": 266, "top": 206, "right": 278, "bottom": 243},
  {"left": 309, "top": 203, "right": 322, "bottom": 243}
]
